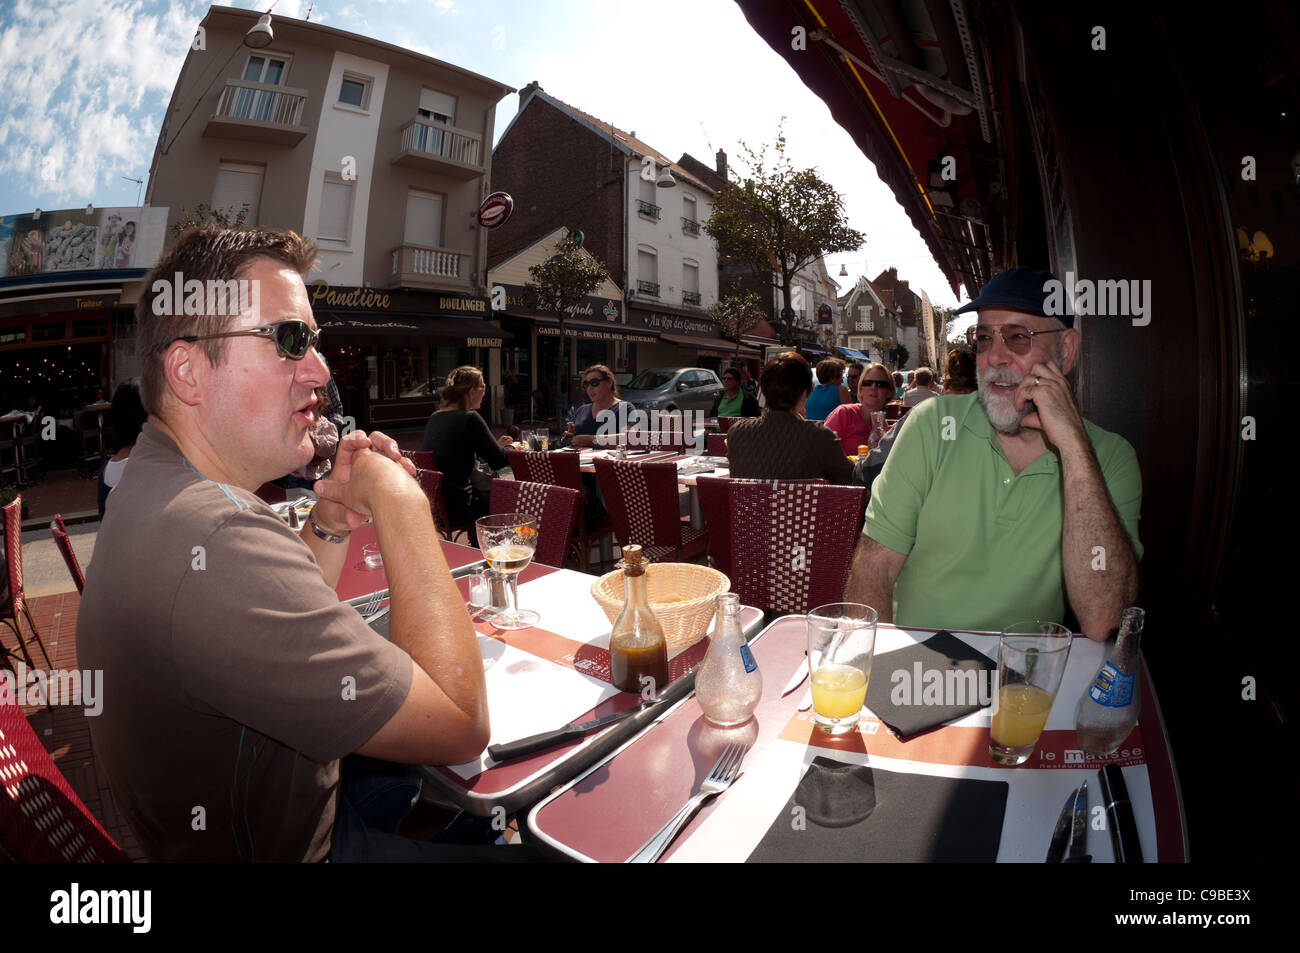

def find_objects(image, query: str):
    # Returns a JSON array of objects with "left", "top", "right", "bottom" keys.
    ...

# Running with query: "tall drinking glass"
[
  {"left": 806, "top": 603, "right": 878, "bottom": 735},
  {"left": 475, "top": 514, "right": 540, "bottom": 629},
  {"left": 989, "top": 621, "right": 1073, "bottom": 765}
]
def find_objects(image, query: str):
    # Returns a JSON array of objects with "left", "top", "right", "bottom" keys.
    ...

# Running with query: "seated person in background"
[
  {"left": 845, "top": 265, "right": 1141, "bottom": 641},
  {"left": 98, "top": 378, "right": 147, "bottom": 518},
  {"left": 422, "top": 366, "right": 520, "bottom": 541},
  {"left": 727, "top": 352, "right": 852, "bottom": 484},
  {"left": 79, "top": 226, "right": 498, "bottom": 861},
  {"left": 902, "top": 367, "right": 940, "bottom": 407},
  {"left": 708, "top": 365, "right": 760, "bottom": 418},
  {"left": 826, "top": 362, "right": 895, "bottom": 456},
  {"left": 845, "top": 362, "right": 864, "bottom": 397},
  {"left": 564, "top": 364, "right": 629, "bottom": 448},
  {"left": 942, "top": 345, "right": 977, "bottom": 395},
  {"left": 893, "top": 371, "right": 905, "bottom": 400},
  {"left": 804, "top": 358, "right": 848, "bottom": 421}
]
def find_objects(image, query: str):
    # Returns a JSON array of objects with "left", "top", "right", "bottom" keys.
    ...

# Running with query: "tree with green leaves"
[
  {"left": 524, "top": 231, "right": 610, "bottom": 414},
  {"left": 894, "top": 342, "right": 910, "bottom": 369},
  {"left": 705, "top": 124, "right": 865, "bottom": 346},
  {"left": 710, "top": 285, "right": 765, "bottom": 366}
]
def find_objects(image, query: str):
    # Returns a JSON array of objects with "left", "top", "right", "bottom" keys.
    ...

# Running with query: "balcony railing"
[
  {"left": 637, "top": 280, "right": 660, "bottom": 297},
  {"left": 637, "top": 199, "right": 661, "bottom": 219},
  {"left": 681, "top": 217, "right": 701, "bottom": 235},
  {"left": 390, "top": 244, "right": 472, "bottom": 289},
  {"left": 682, "top": 290, "right": 701, "bottom": 306},
  {"left": 205, "top": 79, "right": 308, "bottom": 144},
  {"left": 392, "top": 118, "right": 484, "bottom": 178}
]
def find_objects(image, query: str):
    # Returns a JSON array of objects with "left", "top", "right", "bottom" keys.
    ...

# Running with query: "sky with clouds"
[{"left": 0, "top": 0, "right": 972, "bottom": 316}]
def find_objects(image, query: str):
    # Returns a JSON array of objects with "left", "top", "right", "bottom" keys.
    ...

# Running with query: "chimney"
[
  {"left": 519, "top": 80, "right": 540, "bottom": 113},
  {"left": 716, "top": 149, "right": 727, "bottom": 176}
]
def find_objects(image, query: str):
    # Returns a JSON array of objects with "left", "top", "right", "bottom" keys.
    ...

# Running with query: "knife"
[
  {"left": 782, "top": 654, "right": 809, "bottom": 695},
  {"left": 1045, "top": 781, "right": 1092, "bottom": 862},
  {"left": 487, "top": 701, "right": 660, "bottom": 762},
  {"left": 1098, "top": 765, "right": 1143, "bottom": 863}
]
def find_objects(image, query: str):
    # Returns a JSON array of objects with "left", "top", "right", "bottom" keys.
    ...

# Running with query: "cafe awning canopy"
[
  {"left": 834, "top": 345, "right": 873, "bottom": 363},
  {"left": 660, "top": 332, "right": 760, "bottom": 356},
  {"left": 316, "top": 313, "right": 512, "bottom": 348},
  {"left": 733, "top": 0, "right": 1013, "bottom": 298}
]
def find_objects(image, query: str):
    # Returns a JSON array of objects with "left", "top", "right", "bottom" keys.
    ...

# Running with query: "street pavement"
[{"left": 23, "top": 522, "right": 96, "bottom": 598}]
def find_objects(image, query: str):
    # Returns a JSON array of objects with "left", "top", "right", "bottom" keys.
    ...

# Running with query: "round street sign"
[{"left": 477, "top": 191, "right": 514, "bottom": 229}]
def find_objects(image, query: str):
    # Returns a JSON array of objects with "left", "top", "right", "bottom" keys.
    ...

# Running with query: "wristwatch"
[{"left": 308, "top": 509, "right": 351, "bottom": 544}]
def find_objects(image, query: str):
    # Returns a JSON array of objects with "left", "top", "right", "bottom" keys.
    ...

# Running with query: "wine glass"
[{"left": 475, "top": 513, "right": 540, "bottom": 629}]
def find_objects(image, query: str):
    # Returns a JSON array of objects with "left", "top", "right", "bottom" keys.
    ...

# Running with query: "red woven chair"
[
  {"left": 50, "top": 515, "right": 84, "bottom": 594},
  {"left": 254, "top": 482, "right": 286, "bottom": 504},
  {"left": 413, "top": 467, "right": 474, "bottom": 543},
  {"left": 593, "top": 458, "right": 708, "bottom": 563},
  {"left": 0, "top": 498, "right": 53, "bottom": 673},
  {"left": 506, "top": 449, "right": 613, "bottom": 571},
  {"left": 716, "top": 416, "right": 741, "bottom": 433},
  {"left": 706, "top": 433, "right": 728, "bottom": 458},
  {"left": 697, "top": 477, "right": 828, "bottom": 577},
  {"left": 400, "top": 449, "right": 436, "bottom": 471},
  {"left": 0, "top": 691, "right": 127, "bottom": 862},
  {"left": 726, "top": 481, "right": 867, "bottom": 615},
  {"left": 488, "top": 479, "right": 579, "bottom": 569}
]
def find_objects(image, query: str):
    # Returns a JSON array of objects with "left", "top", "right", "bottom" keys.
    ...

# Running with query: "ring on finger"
[{"left": 1034, "top": 375, "right": 1042, "bottom": 386}]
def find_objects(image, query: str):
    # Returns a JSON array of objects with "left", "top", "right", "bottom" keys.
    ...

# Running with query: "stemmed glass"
[{"left": 475, "top": 513, "right": 540, "bottom": 629}]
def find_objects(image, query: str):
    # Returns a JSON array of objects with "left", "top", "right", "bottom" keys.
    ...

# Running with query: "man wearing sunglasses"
[
  {"left": 78, "top": 227, "right": 494, "bottom": 862},
  {"left": 846, "top": 266, "right": 1142, "bottom": 642}
]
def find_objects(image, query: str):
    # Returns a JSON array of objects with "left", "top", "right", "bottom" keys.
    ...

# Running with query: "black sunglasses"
[
  {"left": 583, "top": 377, "right": 608, "bottom": 388},
  {"left": 169, "top": 319, "right": 321, "bottom": 360},
  {"left": 861, "top": 379, "right": 894, "bottom": 389}
]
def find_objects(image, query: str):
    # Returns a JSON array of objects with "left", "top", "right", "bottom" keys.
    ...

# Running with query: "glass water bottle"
[{"left": 695, "top": 593, "right": 762, "bottom": 726}]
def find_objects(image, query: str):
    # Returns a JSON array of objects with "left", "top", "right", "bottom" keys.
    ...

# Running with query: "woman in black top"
[{"left": 421, "top": 366, "right": 520, "bottom": 541}]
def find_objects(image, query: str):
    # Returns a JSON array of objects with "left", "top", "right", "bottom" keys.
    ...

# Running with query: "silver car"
[{"left": 619, "top": 367, "right": 724, "bottom": 413}]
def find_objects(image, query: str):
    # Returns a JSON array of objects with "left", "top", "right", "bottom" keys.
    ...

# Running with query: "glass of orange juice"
[
  {"left": 806, "top": 603, "right": 878, "bottom": 735},
  {"left": 989, "top": 621, "right": 1073, "bottom": 765}
]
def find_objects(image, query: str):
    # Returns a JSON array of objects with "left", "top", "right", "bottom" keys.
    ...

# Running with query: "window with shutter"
[
  {"left": 404, "top": 191, "right": 443, "bottom": 248},
  {"left": 318, "top": 176, "right": 352, "bottom": 242},
  {"left": 211, "top": 162, "right": 264, "bottom": 227}
]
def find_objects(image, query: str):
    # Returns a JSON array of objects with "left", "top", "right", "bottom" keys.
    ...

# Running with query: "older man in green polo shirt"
[{"left": 845, "top": 267, "right": 1141, "bottom": 641}]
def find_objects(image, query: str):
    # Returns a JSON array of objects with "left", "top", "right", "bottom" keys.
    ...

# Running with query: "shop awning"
[
  {"left": 660, "top": 332, "right": 759, "bottom": 356},
  {"left": 534, "top": 317, "right": 658, "bottom": 343},
  {"left": 316, "top": 313, "right": 512, "bottom": 348},
  {"left": 834, "top": 345, "right": 873, "bottom": 363}
]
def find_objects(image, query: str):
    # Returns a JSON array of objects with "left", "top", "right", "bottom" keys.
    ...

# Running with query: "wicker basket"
[{"left": 591, "top": 563, "right": 730, "bottom": 654}]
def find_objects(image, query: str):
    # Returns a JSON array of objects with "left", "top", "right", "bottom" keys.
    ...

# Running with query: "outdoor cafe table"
[
  {"left": 569, "top": 447, "right": 730, "bottom": 527},
  {"left": 333, "top": 523, "right": 485, "bottom": 601},
  {"left": 527, "top": 616, "right": 1188, "bottom": 862}
]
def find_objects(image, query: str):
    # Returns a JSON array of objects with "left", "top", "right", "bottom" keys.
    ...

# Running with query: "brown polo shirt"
[{"left": 77, "top": 425, "right": 412, "bottom": 861}]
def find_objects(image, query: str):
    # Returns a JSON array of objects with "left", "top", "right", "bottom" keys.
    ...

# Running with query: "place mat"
[
  {"left": 746, "top": 756, "right": 1008, "bottom": 862},
  {"left": 866, "top": 630, "right": 995, "bottom": 738}
]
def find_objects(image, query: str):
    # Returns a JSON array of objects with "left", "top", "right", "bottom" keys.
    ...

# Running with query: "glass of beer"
[
  {"left": 989, "top": 621, "right": 1073, "bottom": 765},
  {"left": 475, "top": 514, "right": 540, "bottom": 629},
  {"left": 806, "top": 603, "right": 878, "bottom": 735}
]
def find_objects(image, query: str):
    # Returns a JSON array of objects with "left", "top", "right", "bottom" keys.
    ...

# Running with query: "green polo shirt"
[{"left": 865, "top": 393, "right": 1142, "bottom": 632}]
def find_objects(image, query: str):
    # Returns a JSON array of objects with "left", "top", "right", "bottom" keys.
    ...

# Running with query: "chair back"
[
  {"left": 401, "top": 449, "right": 437, "bottom": 471},
  {"left": 504, "top": 449, "right": 581, "bottom": 491},
  {"left": 0, "top": 693, "right": 127, "bottom": 862},
  {"left": 695, "top": 476, "right": 733, "bottom": 574},
  {"left": 592, "top": 458, "right": 687, "bottom": 552},
  {"left": 413, "top": 468, "right": 445, "bottom": 525},
  {"left": 727, "top": 481, "right": 866, "bottom": 614},
  {"left": 884, "top": 401, "right": 904, "bottom": 420},
  {"left": 716, "top": 416, "right": 741, "bottom": 434},
  {"left": 50, "top": 515, "right": 84, "bottom": 593},
  {"left": 254, "top": 483, "right": 287, "bottom": 504},
  {"left": 488, "top": 479, "right": 579, "bottom": 568},
  {"left": 706, "top": 433, "right": 727, "bottom": 458},
  {"left": 3, "top": 499, "right": 24, "bottom": 601}
]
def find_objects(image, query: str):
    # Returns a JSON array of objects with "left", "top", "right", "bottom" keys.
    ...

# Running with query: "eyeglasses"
[
  {"left": 966, "top": 323, "right": 1066, "bottom": 356},
  {"left": 583, "top": 377, "right": 608, "bottom": 388},
  {"left": 861, "top": 379, "right": 894, "bottom": 390},
  {"left": 169, "top": 319, "right": 322, "bottom": 360}
]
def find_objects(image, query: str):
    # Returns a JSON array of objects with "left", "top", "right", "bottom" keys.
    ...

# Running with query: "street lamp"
[
  {"left": 655, "top": 165, "right": 677, "bottom": 188},
  {"left": 244, "top": 14, "right": 274, "bottom": 49}
]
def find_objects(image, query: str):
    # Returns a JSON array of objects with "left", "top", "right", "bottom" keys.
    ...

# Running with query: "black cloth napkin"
[
  {"left": 747, "top": 756, "right": 1008, "bottom": 862},
  {"left": 866, "top": 630, "right": 995, "bottom": 738}
]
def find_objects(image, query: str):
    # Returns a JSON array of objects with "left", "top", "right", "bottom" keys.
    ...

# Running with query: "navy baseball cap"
[{"left": 954, "top": 266, "right": 1074, "bottom": 328}]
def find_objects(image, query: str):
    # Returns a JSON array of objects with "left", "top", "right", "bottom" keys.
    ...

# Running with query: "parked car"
[{"left": 619, "top": 367, "right": 724, "bottom": 413}]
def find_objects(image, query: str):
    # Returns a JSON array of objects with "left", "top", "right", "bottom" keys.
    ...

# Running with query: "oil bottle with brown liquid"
[{"left": 608, "top": 546, "right": 669, "bottom": 695}]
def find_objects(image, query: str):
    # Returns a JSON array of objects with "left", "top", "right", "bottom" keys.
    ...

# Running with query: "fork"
[
  {"left": 627, "top": 742, "right": 749, "bottom": 863},
  {"left": 356, "top": 590, "right": 385, "bottom": 620}
]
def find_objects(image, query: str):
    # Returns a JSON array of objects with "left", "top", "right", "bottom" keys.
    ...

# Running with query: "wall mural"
[{"left": 0, "top": 205, "right": 157, "bottom": 278}]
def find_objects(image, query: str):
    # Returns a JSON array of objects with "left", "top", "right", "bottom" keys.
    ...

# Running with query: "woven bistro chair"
[
  {"left": 705, "top": 433, "right": 728, "bottom": 458},
  {"left": 412, "top": 467, "right": 475, "bottom": 544},
  {"left": 697, "top": 476, "right": 828, "bottom": 576},
  {"left": 400, "top": 449, "right": 437, "bottom": 471},
  {"left": 592, "top": 457, "right": 708, "bottom": 564},
  {"left": 50, "top": 515, "right": 84, "bottom": 594},
  {"left": 488, "top": 479, "right": 580, "bottom": 569},
  {"left": 0, "top": 498, "right": 54, "bottom": 674},
  {"left": 0, "top": 692, "right": 127, "bottom": 862},
  {"left": 726, "top": 480, "right": 867, "bottom": 616},
  {"left": 505, "top": 449, "right": 614, "bottom": 571}
]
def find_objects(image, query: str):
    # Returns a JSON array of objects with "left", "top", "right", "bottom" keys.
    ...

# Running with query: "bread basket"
[{"left": 591, "top": 562, "right": 730, "bottom": 654}]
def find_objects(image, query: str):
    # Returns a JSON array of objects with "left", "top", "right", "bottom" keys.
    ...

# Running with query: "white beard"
[{"left": 977, "top": 366, "right": 1030, "bottom": 434}]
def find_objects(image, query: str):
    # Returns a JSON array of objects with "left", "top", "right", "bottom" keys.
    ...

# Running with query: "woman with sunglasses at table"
[
  {"left": 421, "top": 366, "right": 523, "bottom": 542},
  {"left": 564, "top": 365, "right": 629, "bottom": 449},
  {"left": 824, "top": 362, "right": 896, "bottom": 456}
]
